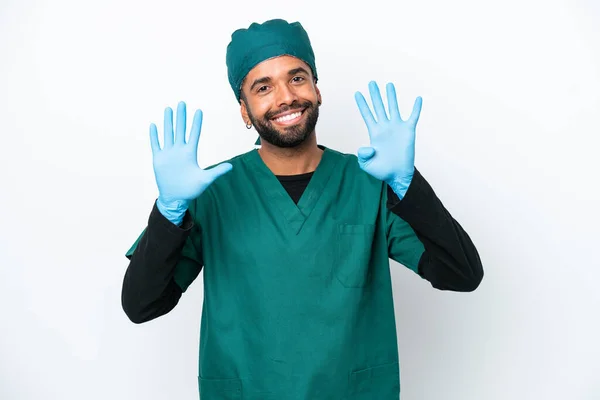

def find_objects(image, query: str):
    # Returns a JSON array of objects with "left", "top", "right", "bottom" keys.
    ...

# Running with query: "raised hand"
[
  {"left": 354, "top": 81, "right": 422, "bottom": 199},
  {"left": 150, "top": 101, "right": 233, "bottom": 225}
]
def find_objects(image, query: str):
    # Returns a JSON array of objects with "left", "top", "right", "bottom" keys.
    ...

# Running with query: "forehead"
[{"left": 245, "top": 55, "right": 312, "bottom": 82}]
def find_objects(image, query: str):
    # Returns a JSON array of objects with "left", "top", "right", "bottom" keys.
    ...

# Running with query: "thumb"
[
  {"left": 205, "top": 162, "right": 233, "bottom": 182},
  {"left": 357, "top": 147, "right": 376, "bottom": 164}
]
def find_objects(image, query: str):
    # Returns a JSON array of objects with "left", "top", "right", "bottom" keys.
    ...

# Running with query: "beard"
[{"left": 247, "top": 99, "right": 320, "bottom": 148}]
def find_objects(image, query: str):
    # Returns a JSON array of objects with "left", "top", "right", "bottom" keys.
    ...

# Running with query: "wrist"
[
  {"left": 388, "top": 172, "right": 414, "bottom": 200},
  {"left": 156, "top": 196, "right": 189, "bottom": 226}
]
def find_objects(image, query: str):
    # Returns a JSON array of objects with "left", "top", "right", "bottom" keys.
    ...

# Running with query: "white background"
[{"left": 1, "top": 0, "right": 599, "bottom": 399}]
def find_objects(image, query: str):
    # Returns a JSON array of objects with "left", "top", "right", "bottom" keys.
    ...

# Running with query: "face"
[{"left": 240, "top": 55, "right": 322, "bottom": 148}]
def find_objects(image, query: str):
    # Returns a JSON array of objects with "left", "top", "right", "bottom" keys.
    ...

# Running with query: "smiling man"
[
  {"left": 241, "top": 59, "right": 320, "bottom": 150},
  {"left": 121, "top": 18, "right": 483, "bottom": 399}
]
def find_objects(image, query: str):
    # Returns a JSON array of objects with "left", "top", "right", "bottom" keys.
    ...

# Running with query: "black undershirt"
[{"left": 276, "top": 171, "right": 314, "bottom": 204}]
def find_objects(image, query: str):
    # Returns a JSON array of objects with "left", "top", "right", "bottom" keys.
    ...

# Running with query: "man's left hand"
[{"left": 354, "top": 81, "right": 422, "bottom": 199}]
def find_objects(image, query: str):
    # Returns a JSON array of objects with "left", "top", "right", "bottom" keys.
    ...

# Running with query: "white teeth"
[{"left": 274, "top": 111, "right": 302, "bottom": 123}]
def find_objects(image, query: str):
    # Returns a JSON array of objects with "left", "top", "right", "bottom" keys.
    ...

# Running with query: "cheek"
[
  {"left": 303, "top": 89, "right": 320, "bottom": 105},
  {"left": 245, "top": 105, "right": 263, "bottom": 121},
  {"left": 249, "top": 101, "right": 271, "bottom": 120}
]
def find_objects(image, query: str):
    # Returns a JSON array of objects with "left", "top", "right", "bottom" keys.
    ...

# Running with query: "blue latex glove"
[
  {"left": 150, "top": 101, "right": 233, "bottom": 225},
  {"left": 354, "top": 81, "right": 422, "bottom": 199}
]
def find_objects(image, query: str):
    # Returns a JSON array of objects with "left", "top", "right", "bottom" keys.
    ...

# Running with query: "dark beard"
[{"left": 248, "top": 100, "right": 319, "bottom": 148}]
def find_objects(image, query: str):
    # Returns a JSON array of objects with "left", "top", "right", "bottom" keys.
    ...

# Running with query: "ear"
[
  {"left": 315, "top": 83, "right": 322, "bottom": 106},
  {"left": 240, "top": 98, "right": 250, "bottom": 125}
]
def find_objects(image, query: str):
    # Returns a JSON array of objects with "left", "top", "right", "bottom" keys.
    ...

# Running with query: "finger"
[
  {"left": 386, "top": 82, "right": 401, "bottom": 121},
  {"left": 149, "top": 123, "right": 160, "bottom": 154},
  {"left": 357, "top": 146, "right": 376, "bottom": 163},
  {"left": 205, "top": 162, "right": 233, "bottom": 183},
  {"left": 368, "top": 81, "right": 389, "bottom": 122},
  {"left": 408, "top": 96, "right": 423, "bottom": 125},
  {"left": 354, "top": 91, "right": 376, "bottom": 132},
  {"left": 175, "top": 101, "right": 186, "bottom": 145},
  {"left": 188, "top": 109, "right": 203, "bottom": 150},
  {"left": 163, "top": 107, "right": 174, "bottom": 149}
]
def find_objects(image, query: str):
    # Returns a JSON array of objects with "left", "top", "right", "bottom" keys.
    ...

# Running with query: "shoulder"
[
  {"left": 193, "top": 150, "right": 254, "bottom": 203},
  {"left": 325, "top": 146, "right": 387, "bottom": 217},
  {"left": 323, "top": 146, "right": 355, "bottom": 161},
  {"left": 205, "top": 150, "right": 250, "bottom": 170},
  {"left": 325, "top": 146, "right": 381, "bottom": 184}
]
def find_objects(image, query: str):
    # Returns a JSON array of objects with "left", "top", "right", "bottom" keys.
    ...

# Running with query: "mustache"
[{"left": 264, "top": 100, "right": 314, "bottom": 120}]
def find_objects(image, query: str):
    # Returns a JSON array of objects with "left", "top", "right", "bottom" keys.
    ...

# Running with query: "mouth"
[{"left": 271, "top": 108, "right": 306, "bottom": 126}]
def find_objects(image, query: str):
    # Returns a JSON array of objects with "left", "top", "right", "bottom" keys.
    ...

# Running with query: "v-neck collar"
[{"left": 244, "top": 145, "right": 339, "bottom": 235}]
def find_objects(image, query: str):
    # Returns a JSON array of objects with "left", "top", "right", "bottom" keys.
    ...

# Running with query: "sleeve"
[
  {"left": 121, "top": 199, "right": 203, "bottom": 323},
  {"left": 385, "top": 195, "right": 426, "bottom": 274},
  {"left": 385, "top": 167, "right": 484, "bottom": 292}
]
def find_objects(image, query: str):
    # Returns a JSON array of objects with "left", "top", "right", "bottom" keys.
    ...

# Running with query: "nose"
[{"left": 275, "top": 83, "right": 298, "bottom": 107}]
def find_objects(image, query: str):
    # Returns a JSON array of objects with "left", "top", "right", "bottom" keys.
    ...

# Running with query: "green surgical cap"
[{"left": 226, "top": 18, "right": 318, "bottom": 102}]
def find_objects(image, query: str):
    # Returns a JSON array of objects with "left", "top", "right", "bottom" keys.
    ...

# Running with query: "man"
[{"left": 122, "top": 18, "right": 483, "bottom": 399}]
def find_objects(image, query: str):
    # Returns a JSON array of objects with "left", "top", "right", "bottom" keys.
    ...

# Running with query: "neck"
[{"left": 257, "top": 132, "right": 323, "bottom": 176}]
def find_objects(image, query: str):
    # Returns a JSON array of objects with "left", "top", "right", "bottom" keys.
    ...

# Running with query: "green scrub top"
[{"left": 126, "top": 146, "right": 425, "bottom": 399}]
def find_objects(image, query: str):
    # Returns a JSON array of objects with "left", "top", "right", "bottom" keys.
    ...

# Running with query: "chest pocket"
[{"left": 335, "top": 223, "right": 377, "bottom": 288}]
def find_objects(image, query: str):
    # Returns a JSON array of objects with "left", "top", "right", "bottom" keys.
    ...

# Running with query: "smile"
[{"left": 271, "top": 109, "right": 305, "bottom": 125}]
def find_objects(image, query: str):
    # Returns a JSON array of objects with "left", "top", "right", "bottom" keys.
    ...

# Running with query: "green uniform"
[{"left": 126, "top": 146, "right": 425, "bottom": 399}]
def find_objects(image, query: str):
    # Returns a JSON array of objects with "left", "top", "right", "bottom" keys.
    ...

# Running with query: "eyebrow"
[{"left": 249, "top": 67, "right": 311, "bottom": 92}]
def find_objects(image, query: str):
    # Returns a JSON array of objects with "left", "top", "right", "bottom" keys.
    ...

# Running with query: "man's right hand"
[{"left": 150, "top": 101, "right": 233, "bottom": 225}]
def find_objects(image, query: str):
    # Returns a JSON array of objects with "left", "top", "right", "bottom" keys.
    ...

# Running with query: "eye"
[
  {"left": 292, "top": 76, "right": 305, "bottom": 83},
  {"left": 257, "top": 85, "right": 269, "bottom": 92}
]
